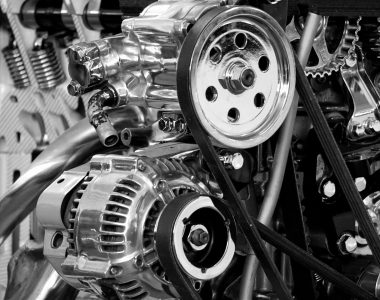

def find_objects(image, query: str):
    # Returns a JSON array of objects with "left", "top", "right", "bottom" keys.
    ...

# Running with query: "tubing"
[
  {"left": 239, "top": 13, "right": 323, "bottom": 300},
  {"left": 0, "top": 107, "right": 143, "bottom": 246}
]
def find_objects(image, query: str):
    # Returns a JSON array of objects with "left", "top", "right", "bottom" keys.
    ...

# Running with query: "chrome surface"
[
  {"left": 37, "top": 154, "right": 229, "bottom": 298},
  {"left": 286, "top": 16, "right": 361, "bottom": 78},
  {"left": 341, "top": 47, "right": 380, "bottom": 140},
  {"left": 29, "top": 35, "right": 66, "bottom": 89},
  {"left": 171, "top": 195, "right": 235, "bottom": 280},
  {"left": 66, "top": 0, "right": 220, "bottom": 110},
  {"left": 0, "top": 107, "right": 143, "bottom": 247},
  {"left": 188, "top": 6, "right": 295, "bottom": 148},
  {"left": 2, "top": 40, "right": 31, "bottom": 89}
]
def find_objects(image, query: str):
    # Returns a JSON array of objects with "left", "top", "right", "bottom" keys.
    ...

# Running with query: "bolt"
[
  {"left": 338, "top": 233, "right": 357, "bottom": 254},
  {"left": 110, "top": 266, "right": 120, "bottom": 275},
  {"left": 353, "top": 124, "right": 366, "bottom": 137},
  {"left": 219, "top": 62, "right": 255, "bottom": 94},
  {"left": 67, "top": 80, "right": 82, "bottom": 96},
  {"left": 344, "top": 236, "right": 358, "bottom": 253},
  {"left": 156, "top": 180, "right": 166, "bottom": 192},
  {"left": 220, "top": 152, "right": 244, "bottom": 170},
  {"left": 189, "top": 229, "right": 209, "bottom": 247},
  {"left": 322, "top": 180, "right": 336, "bottom": 198},
  {"left": 137, "top": 161, "right": 146, "bottom": 171},
  {"left": 355, "top": 177, "right": 366, "bottom": 192},
  {"left": 158, "top": 117, "right": 170, "bottom": 132},
  {"left": 367, "top": 120, "right": 380, "bottom": 134}
]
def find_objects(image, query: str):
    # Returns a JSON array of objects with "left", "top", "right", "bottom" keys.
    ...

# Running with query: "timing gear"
[
  {"left": 286, "top": 16, "right": 361, "bottom": 78},
  {"left": 36, "top": 154, "right": 235, "bottom": 300}
]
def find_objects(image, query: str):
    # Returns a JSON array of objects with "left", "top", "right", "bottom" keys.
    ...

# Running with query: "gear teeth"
[{"left": 306, "top": 17, "right": 361, "bottom": 78}]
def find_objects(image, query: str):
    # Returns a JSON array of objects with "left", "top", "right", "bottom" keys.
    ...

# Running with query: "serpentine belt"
[
  {"left": 175, "top": 7, "right": 292, "bottom": 300},
  {"left": 156, "top": 194, "right": 203, "bottom": 300},
  {"left": 294, "top": 57, "right": 380, "bottom": 265}
]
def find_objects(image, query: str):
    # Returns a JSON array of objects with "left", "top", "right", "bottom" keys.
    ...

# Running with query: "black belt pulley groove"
[{"left": 177, "top": 7, "right": 292, "bottom": 300}]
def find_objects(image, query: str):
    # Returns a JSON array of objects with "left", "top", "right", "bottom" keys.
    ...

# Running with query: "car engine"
[{"left": 2, "top": 0, "right": 380, "bottom": 300}]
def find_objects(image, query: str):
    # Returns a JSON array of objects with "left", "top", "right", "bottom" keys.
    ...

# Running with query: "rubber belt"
[
  {"left": 177, "top": 8, "right": 292, "bottom": 300},
  {"left": 294, "top": 56, "right": 380, "bottom": 265},
  {"left": 254, "top": 220, "right": 377, "bottom": 300},
  {"left": 155, "top": 194, "right": 202, "bottom": 300}
]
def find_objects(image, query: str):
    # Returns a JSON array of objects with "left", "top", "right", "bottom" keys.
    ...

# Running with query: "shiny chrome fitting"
[{"left": 219, "top": 152, "right": 244, "bottom": 170}]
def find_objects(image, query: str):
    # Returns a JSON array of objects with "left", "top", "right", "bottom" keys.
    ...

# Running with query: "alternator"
[{"left": 36, "top": 154, "right": 235, "bottom": 299}]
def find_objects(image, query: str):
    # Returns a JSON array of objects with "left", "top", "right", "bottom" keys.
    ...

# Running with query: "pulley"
[{"left": 178, "top": 6, "right": 296, "bottom": 148}]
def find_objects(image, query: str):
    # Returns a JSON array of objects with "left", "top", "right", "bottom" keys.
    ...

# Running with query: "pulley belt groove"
[
  {"left": 176, "top": 7, "right": 292, "bottom": 300},
  {"left": 156, "top": 194, "right": 202, "bottom": 300},
  {"left": 294, "top": 57, "right": 380, "bottom": 265},
  {"left": 254, "top": 220, "right": 377, "bottom": 300}
]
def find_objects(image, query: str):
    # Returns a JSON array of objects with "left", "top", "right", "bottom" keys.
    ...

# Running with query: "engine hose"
[
  {"left": 0, "top": 107, "right": 144, "bottom": 247},
  {"left": 239, "top": 12, "right": 322, "bottom": 300},
  {"left": 87, "top": 88, "right": 119, "bottom": 147}
]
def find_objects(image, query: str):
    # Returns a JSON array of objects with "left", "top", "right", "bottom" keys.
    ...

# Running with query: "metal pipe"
[
  {"left": 87, "top": 88, "right": 120, "bottom": 147},
  {"left": 0, "top": 107, "right": 143, "bottom": 247},
  {"left": 239, "top": 12, "right": 322, "bottom": 300},
  {"left": 5, "top": 241, "right": 78, "bottom": 300}
]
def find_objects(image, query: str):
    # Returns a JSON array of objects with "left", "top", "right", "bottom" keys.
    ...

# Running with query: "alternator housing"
[{"left": 36, "top": 154, "right": 234, "bottom": 299}]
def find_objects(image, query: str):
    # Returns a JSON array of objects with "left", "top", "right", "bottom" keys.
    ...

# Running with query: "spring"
[
  {"left": 359, "top": 17, "right": 380, "bottom": 66},
  {"left": 2, "top": 42, "right": 30, "bottom": 89},
  {"left": 29, "top": 39, "right": 65, "bottom": 89}
]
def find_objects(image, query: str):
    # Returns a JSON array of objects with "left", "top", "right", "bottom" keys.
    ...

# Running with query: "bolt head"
[
  {"left": 354, "top": 125, "right": 366, "bottom": 137},
  {"left": 231, "top": 153, "right": 244, "bottom": 170},
  {"left": 355, "top": 177, "right": 366, "bottom": 192},
  {"left": 67, "top": 80, "right": 82, "bottom": 96},
  {"left": 137, "top": 161, "right": 146, "bottom": 171},
  {"left": 369, "top": 120, "right": 380, "bottom": 133},
  {"left": 322, "top": 180, "right": 336, "bottom": 198},
  {"left": 344, "top": 237, "right": 357, "bottom": 253}
]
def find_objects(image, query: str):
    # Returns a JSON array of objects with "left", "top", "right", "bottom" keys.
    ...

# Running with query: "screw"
[
  {"left": 355, "top": 177, "right": 366, "bottom": 192},
  {"left": 322, "top": 180, "right": 336, "bottom": 198}
]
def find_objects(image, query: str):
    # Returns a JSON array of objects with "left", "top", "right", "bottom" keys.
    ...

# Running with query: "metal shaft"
[{"left": 239, "top": 12, "right": 322, "bottom": 300}]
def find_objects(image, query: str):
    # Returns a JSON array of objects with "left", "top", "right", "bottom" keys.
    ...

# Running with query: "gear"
[{"left": 286, "top": 16, "right": 361, "bottom": 78}]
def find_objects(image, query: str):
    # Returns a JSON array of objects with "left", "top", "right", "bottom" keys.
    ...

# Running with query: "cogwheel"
[{"left": 286, "top": 16, "right": 361, "bottom": 78}]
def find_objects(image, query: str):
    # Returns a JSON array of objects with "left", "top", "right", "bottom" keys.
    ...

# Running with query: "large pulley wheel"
[{"left": 178, "top": 6, "right": 296, "bottom": 148}]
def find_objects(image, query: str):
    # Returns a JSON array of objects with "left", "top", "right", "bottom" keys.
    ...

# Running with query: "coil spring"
[
  {"left": 2, "top": 43, "right": 30, "bottom": 89},
  {"left": 29, "top": 41, "right": 66, "bottom": 89},
  {"left": 359, "top": 17, "right": 380, "bottom": 65}
]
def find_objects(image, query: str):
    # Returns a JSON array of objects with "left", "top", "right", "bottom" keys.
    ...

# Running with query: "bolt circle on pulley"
[{"left": 178, "top": 6, "right": 296, "bottom": 149}]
